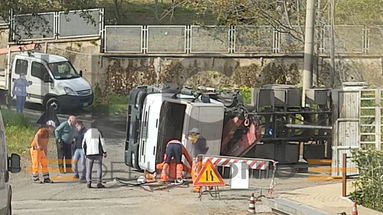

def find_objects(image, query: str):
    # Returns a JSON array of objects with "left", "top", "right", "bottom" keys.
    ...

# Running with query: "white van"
[
  {"left": 137, "top": 93, "right": 225, "bottom": 172},
  {"left": 0, "top": 52, "right": 93, "bottom": 112},
  {"left": 0, "top": 112, "right": 21, "bottom": 215}
]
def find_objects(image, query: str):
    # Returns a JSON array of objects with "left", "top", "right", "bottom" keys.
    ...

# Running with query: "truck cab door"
[{"left": 27, "top": 61, "right": 51, "bottom": 104}]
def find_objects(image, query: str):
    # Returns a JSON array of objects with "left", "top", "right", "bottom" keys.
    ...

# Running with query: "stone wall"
[
  {"left": 0, "top": 27, "right": 9, "bottom": 69},
  {"left": 101, "top": 57, "right": 303, "bottom": 95}
]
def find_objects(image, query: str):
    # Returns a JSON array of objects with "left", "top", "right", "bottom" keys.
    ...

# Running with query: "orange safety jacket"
[{"left": 157, "top": 140, "right": 193, "bottom": 174}]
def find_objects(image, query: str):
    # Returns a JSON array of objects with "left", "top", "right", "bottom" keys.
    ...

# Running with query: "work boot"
[
  {"left": 43, "top": 178, "right": 54, "bottom": 183},
  {"left": 33, "top": 178, "right": 42, "bottom": 184},
  {"left": 97, "top": 183, "right": 105, "bottom": 189},
  {"left": 175, "top": 179, "right": 184, "bottom": 185}
]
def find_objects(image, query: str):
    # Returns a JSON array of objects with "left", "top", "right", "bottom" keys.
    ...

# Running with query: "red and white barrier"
[{"left": 202, "top": 156, "right": 276, "bottom": 170}]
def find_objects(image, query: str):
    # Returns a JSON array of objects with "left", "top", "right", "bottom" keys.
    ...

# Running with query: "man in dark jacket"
[
  {"left": 72, "top": 121, "right": 86, "bottom": 182},
  {"left": 55, "top": 115, "right": 77, "bottom": 173}
]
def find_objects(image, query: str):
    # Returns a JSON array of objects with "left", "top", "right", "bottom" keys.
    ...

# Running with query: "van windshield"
[{"left": 48, "top": 61, "right": 80, "bottom": 80}]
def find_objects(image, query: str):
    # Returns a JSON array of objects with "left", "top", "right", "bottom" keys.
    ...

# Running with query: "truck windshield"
[{"left": 48, "top": 61, "right": 80, "bottom": 80}]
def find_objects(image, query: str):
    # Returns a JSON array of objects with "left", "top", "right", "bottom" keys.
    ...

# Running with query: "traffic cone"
[
  {"left": 352, "top": 202, "right": 358, "bottom": 215},
  {"left": 248, "top": 193, "right": 256, "bottom": 214}
]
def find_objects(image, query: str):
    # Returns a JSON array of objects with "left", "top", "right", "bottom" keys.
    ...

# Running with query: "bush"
[
  {"left": 1, "top": 109, "right": 36, "bottom": 154},
  {"left": 350, "top": 150, "right": 383, "bottom": 212},
  {"left": 240, "top": 86, "right": 252, "bottom": 104},
  {"left": 85, "top": 84, "right": 128, "bottom": 114}
]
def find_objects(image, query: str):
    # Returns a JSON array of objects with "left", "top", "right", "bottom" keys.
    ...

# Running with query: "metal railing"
[
  {"left": 3, "top": 8, "right": 383, "bottom": 55},
  {"left": 104, "top": 24, "right": 383, "bottom": 55},
  {"left": 10, "top": 8, "right": 103, "bottom": 41}
]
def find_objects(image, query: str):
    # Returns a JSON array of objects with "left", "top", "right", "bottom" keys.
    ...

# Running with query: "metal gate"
[{"left": 332, "top": 87, "right": 383, "bottom": 176}]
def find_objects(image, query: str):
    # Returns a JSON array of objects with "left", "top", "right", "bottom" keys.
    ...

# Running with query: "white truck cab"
[
  {"left": 0, "top": 112, "right": 21, "bottom": 215},
  {"left": 137, "top": 93, "right": 225, "bottom": 172},
  {"left": 2, "top": 52, "right": 93, "bottom": 111}
]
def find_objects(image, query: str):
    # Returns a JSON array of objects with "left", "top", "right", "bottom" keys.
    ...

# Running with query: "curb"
[{"left": 261, "top": 197, "right": 329, "bottom": 215}]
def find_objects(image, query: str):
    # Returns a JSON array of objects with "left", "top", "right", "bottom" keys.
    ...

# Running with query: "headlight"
[{"left": 64, "top": 87, "right": 78, "bottom": 96}]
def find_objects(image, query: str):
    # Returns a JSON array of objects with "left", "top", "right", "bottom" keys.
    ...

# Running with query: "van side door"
[{"left": 27, "top": 60, "right": 52, "bottom": 104}]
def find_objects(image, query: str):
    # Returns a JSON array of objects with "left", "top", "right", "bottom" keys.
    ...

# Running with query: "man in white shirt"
[{"left": 82, "top": 127, "right": 107, "bottom": 188}]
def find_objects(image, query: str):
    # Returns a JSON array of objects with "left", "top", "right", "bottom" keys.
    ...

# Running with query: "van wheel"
[{"left": 45, "top": 97, "right": 61, "bottom": 112}]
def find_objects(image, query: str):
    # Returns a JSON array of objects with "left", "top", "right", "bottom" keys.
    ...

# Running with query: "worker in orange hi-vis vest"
[
  {"left": 30, "top": 120, "right": 56, "bottom": 183},
  {"left": 160, "top": 139, "right": 192, "bottom": 184}
]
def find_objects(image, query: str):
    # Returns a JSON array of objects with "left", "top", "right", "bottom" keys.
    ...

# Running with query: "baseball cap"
[
  {"left": 46, "top": 120, "right": 56, "bottom": 128},
  {"left": 189, "top": 128, "right": 200, "bottom": 134}
]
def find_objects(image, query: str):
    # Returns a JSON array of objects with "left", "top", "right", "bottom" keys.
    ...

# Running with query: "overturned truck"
[{"left": 124, "top": 84, "right": 332, "bottom": 172}]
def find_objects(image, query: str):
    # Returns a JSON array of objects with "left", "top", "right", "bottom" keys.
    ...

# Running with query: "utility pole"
[
  {"left": 330, "top": 0, "right": 336, "bottom": 87},
  {"left": 302, "top": 0, "right": 316, "bottom": 107}
]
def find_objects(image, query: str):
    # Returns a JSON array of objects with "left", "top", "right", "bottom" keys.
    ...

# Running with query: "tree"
[
  {"left": 185, "top": 0, "right": 306, "bottom": 41},
  {"left": 0, "top": 0, "right": 96, "bottom": 20},
  {"left": 336, "top": 0, "right": 383, "bottom": 25}
]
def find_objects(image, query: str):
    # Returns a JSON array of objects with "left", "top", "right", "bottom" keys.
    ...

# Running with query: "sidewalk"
[{"left": 278, "top": 181, "right": 383, "bottom": 215}]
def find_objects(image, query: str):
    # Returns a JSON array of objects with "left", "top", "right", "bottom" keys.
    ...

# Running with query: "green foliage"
[
  {"left": 1, "top": 109, "right": 36, "bottom": 154},
  {"left": 240, "top": 86, "right": 252, "bottom": 104},
  {"left": 2, "top": 109, "right": 32, "bottom": 128},
  {"left": 350, "top": 150, "right": 383, "bottom": 212},
  {"left": 336, "top": 0, "right": 383, "bottom": 25},
  {"left": 85, "top": 84, "right": 128, "bottom": 114}
]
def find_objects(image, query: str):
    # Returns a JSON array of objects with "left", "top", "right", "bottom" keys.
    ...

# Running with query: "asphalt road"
[{"left": 7, "top": 106, "right": 334, "bottom": 215}]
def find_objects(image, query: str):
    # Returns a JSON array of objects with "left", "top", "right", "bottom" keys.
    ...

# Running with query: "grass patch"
[
  {"left": 2, "top": 109, "right": 36, "bottom": 155},
  {"left": 84, "top": 85, "right": 128, "bottom": 114}
]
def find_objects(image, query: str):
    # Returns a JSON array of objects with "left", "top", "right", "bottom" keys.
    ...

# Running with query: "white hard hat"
[
  {"left": 46, "top": 120, "right": 56, "bottom": 128},
  {"left": 189, "top": 128, "right": 200, "bottom": 134}
]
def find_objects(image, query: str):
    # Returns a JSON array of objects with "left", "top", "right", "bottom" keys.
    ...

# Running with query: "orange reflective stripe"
[
  {"left": 161, "top": 163, "right": 169, "bottom": 182},
  {"left": 176, "top": 164, "right": 183, "bottom": 179}
]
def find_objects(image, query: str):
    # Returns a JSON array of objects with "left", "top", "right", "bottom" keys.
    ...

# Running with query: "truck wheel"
[{"left": 45, "top": 97, "right": 61, "bottom": 112}]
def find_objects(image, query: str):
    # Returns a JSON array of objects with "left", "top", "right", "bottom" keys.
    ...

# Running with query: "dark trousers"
[
  {"left": 56, "top": 140, "right": 72, "bottom": 173},
  {"left": 165, "top": 143, "right": 182, "bottom": 164}
]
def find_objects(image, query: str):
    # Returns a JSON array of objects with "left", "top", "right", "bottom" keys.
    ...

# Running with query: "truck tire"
[{"left": 45, "top": 97, "right": 61, "bottom": 113}]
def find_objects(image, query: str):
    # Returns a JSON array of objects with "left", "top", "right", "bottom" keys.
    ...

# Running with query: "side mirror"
[
  {"left": 79, "top": 70, "right": 83, "bottom": 77},
  {"left": 8, "top": 153, "right": 21, "bottom": 173}
]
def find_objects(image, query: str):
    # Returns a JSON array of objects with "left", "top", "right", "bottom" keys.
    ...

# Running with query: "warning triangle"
[{"left": 194, "top": 159, "right": 224, "bottom": 186}]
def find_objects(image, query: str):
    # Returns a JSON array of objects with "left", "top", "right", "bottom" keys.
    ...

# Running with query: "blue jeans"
[
  {"left": 72, "top": 149, "right": 86, "bottom": 179},
  {"left": 16, "top": 96, "right": 26, "bottom": 113}
]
